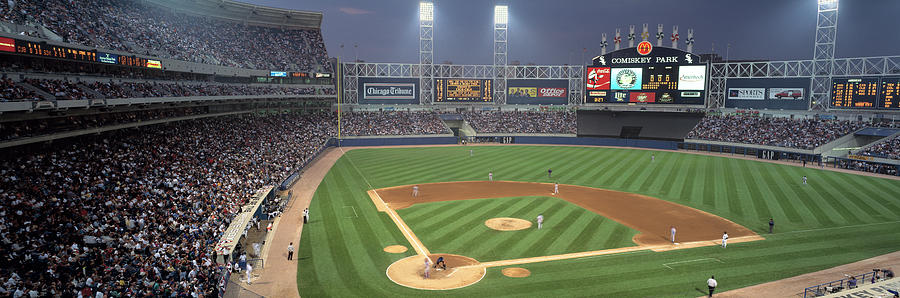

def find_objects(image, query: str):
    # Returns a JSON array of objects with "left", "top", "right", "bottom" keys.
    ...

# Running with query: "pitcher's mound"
[
  {"left": 485, "top": 217, "right": 532, "bottom": 231},
  {"left": 501, "top": 267, "right": 531, "bottom": 278},
  {"left": 384, "top": 245, "right": 408, "bottom": 253},
  {"left": 386, "top": 254, "right": 485, "bottom": 290}
]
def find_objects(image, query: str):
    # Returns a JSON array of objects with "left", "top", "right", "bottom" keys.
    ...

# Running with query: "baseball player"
[
  {"left": 548, "top": 168, "right": 552, "bottom": 178},
  {"left": 245, "top": 263, "right": 253, "bottom": 285},
  {"left": 802, "top": 176, "right": 807, "bottom": 185},
  {"left": 651, "top": 154, "right": 655, "bottom": 162},
  {"left": 670, "top": 226, "right": 676, "bottom": 243},
  {"left": 769, "top": 218, "right": 775, "bottom": 234},
  {"left": 536, "top": 214, "right": 544, "bottom": 229},
  {"left": 433, "top": 256, "right": 447, "bottom": 270},
  {"left": 412, "top": 185, "right": 419, "bottom": 197},
  {"left": 303, "top": 208, "right": 309, "bottom": 224},
  {"left": 469, "top": 149, "right": 473, "bottom": 157},
  {"left": 423, "top": 257, "right": 432, "bottom": 279},
  {"left": 553, "top": 182, "right": 559, "bottom": 195},
  {"left": 721, "top": 231, "right": 729, "bottom": 248},
  {"left": 489, "top": 171, "right": 493, "bottom": 181}
]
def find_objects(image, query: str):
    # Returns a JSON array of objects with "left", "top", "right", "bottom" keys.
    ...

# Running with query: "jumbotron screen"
[
  {"left": 585, "top": 43, "right": 707, "bottom": 105},
  {"left": 435, "top": 79, "right": 493, "bottom": 102}
]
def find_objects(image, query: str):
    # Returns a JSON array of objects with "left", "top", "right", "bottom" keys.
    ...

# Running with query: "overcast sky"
[{"left": 241, "top": 0, "right": 900, "bottom": 65}]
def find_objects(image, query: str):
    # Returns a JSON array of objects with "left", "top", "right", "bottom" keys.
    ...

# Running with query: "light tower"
[
  {"left": 810, "top": 0, "right": 839, "bottom": 110},
  {"left": 419, "top": 1, "right": 434, "bottom": 104},
  {"left": 493, "top": 5, "right": 509, "bottom": 104}
]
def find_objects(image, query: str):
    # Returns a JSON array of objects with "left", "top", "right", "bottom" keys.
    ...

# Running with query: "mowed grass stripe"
[
  {"left": 414, "top": 198, "right": 515, "bottom": 242},
  {"left": 571, "top": 148, "right": 632, "bottom": 187},
  {"left": 502, "top": 199, "right": 580, "bottom": 258},
  {"left": 465, "top": 198, "right": 563, "bottom": 259},
  {"left": 757, "top": 164, "right": 815, "bottom": 227},
  {"left": 815, "top": 171, "right": 886, "bottom": 221},
  {"left": 735, "top": 159, "right": 776, "bottom": 229},
  {"left": 780, "top": 165, "right": 860, "bottom": 225},
  {"left": 437, "top": 198, "right": 546, "bottom": 254},
  {"left": 840, "top": 174, "right": 900, "bottom": 217},
  {"left": 641, "top": 152, "right": 681, "bottom": 195}
]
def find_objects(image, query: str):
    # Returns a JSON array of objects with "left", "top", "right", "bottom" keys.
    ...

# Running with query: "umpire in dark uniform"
[{"left": 769, "top": 218, "right": 775, "bottom": 233}]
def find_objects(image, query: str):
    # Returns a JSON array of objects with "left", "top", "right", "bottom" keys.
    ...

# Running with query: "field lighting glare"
[
  {"left": 419, "top": 2, "right": 433, "bottom": 21},
  {"left": 494, "top": 5, "right": 508, "bottom": 24},
  {"left": 817, "top": 0, "right": 836, "bottom": 4}
]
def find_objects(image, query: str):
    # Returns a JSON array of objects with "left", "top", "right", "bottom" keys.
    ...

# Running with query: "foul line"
[
  {"left": 662, "top": 258, "right": 723, "bottom": 270},
  {"left": 344, "top": 148, "right": 432, "bottom": 259},
  {"left": 770, "top": 220, "right": 900, "bottom": 236},
  {"left": 343, "top": 206, "right": 358, "bottom": 218}
]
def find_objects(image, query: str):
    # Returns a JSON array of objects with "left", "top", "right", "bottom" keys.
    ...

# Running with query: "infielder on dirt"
[
  {"left": 412, "top": 185, "right": 419, "bottom": 197},
  {"left": 489, "top": 171, "right": 493, "bottom": 181},
  {"left": 553, "top": 182, "right": 559, "bottom": 195},
  {"left": 722, "top": 231, "right": 729, "bottom": 248},
  {"left": 536, "top": 214, "right": 544, "bottom": 229},
  {"left": 670, "top": 226, "right": 676, "bottom": 243}
]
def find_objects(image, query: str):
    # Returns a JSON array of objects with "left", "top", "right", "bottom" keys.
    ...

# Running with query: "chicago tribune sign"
[{"left": 363, "top": 83, "right": 416, "bottom": 100}]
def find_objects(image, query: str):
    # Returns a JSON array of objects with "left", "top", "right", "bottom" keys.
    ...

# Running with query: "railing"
[{"left": 803, "top": 271, "right": 879, "bottom": 298}]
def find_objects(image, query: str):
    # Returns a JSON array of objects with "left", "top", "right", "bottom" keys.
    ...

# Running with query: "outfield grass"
[
  {"left": 397, "top": 196, "right": 639, "bottom": 261},
  {"left": 297, "top": 146, "right": 900, "bottom": 297}
]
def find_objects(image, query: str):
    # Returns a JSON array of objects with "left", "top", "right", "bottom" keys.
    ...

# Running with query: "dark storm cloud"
[{"left": 241, "top": 0, "right": 900, "bottom": 65}]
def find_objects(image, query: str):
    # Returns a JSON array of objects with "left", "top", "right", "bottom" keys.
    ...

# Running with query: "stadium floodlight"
[
  {"left": 494, "top": 5, "right": 508, "bottom": 25},
  {"left": 419, "top": 2, "right": 434, "bottom": 21}
]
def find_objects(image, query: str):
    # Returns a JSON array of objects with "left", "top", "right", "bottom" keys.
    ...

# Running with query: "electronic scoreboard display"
[
  {"left": 435, "top": 79, "right": 493, "bottom": 102},
  {"left": 585, "top": 43, "right": 706, "bottom": 105},
  {"left": 830, "top": 78, "right": 879, "bottom": 108},
  {"left": 15, "top": 40, "right": 96, "bottom": 62},
  {"left": 879, "top": 77, "right": 900, "bottom": 109}
]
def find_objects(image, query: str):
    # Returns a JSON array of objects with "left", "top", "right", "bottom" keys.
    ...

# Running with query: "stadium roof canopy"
[{"left": 140, "top": 0, "right": 323, "bottom": 29}]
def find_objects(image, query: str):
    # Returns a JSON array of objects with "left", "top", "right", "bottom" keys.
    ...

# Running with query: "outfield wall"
[
  {"left": 335, "top": 136, "right": 458, "bottom": 146},
  {"left": 330, "top": 135, "right": 677, "bottom": 150}
]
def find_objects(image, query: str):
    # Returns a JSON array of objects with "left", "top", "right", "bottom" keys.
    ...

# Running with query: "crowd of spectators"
[
  {"left": 462, "top": 111, "right": 577, "bottom": 134},
  {"left": 0, "top": 112, "right": 336, "bottom": 296},
  {"left": 0, "top": 107, "right": 208, "bottom": 141},
  {"left": 0, "top": 78, "right": 41, "bottom": 101},
  {"left": 0, "top": 0, "right": 330, "bottom": 72},
  {"left": 0, "top": 77, "right": 334, "bottom": 101},
  {"left": 339, "top": 111, "right": 449, "bottom": 136},
  {"left": 835, "top": 159, "right": 899, "bottom": 176},
  {"left": 858, "top": 135, "right": 900, "bottom": 160},
  {"left": 686, "top": 115, "right": 867, "bottom": 150}
]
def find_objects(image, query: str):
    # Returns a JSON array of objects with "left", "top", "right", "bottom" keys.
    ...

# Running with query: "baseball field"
[{"left": 296, "top": 145, "right": 900, "bottom": 297}]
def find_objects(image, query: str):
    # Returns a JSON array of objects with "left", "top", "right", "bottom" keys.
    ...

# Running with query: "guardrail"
[{"left": 803, "top": 271, "right": 880, "bottom": 298}]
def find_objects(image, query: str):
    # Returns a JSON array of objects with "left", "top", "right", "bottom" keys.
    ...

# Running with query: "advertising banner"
[
  {"left": 725, "top": 78, "right": 810, "bottom": 110},
  {"left": 586, "top": 67, "right": 611, "bottom": 90},
  {"left": 629, "top": 92, "right": 656, "bottom": 103},
  {"left": 611, "top": 68, "right": 643, "bottom": 90},
  {"left": 0, "top": 37, "right": 15, "bottom": 53},
  {"left": 97, "top": 52, "right": 119, "bottom": 64},
  {"left": 357, "top": 77, "right": 420, "bottom": 104},
  {"left": 269, "top": 71, "right": 287, "bottom": 77},
  {"left": 677, "top": 65, "right": 706, "bottom": 90},
  {"left": 146, "top": 59, "right": 162, "bottom": 69},
  {"left": 768, "top": 88, "right": 804, "bottom": 100},
  {"left": 727, "top": 88, "right": 766, "bottom": 100},
  {"left": 506, "top": 79, "right": 569, "bottom": 104}
]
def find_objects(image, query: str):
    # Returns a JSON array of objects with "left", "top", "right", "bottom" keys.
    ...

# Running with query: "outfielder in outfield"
[
  {"left": 536, "top": 214, "right": 544, "bottom": 229},
  {"left": 489, "top": 171, "right": 493, "bottom": 181}
]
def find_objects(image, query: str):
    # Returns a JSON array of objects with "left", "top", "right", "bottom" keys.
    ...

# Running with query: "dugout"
[{"left": 576, "top": 110, "right": 704, "bottom": 141}]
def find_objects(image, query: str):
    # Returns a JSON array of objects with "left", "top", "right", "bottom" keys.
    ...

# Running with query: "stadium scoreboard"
[
  {"left": 586, "top": 43, "right": 707, "bottom": 105},
  {"left": 435, "top": 79, "right": 493, "bottom": 102},
  {"left": 829, "top": 77, "right": 900, "bottom": 109}
]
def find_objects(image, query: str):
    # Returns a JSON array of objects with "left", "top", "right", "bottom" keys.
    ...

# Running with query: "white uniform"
[
  {"left": 553, "top": 183, "right": 559, "bottom": 194},
  {"left": 670, "top": 227, "right": 676, "bottom": 243},
  {"left": 536, "top": 215, "right": 544, "bottom": 229},
  {"left": 489, "top": 172, "right": 493, "bottom": 181},
  {"left": 802, "top": 176, "right": 807, "bottom": 185},
  {"left": 246, "top": 264, "right": 253, "bottom": 284},
  {"left": 722, "top": 232, "right": 729, "bottom": 248},
  {"left": 651, "top": 155, "right": 655, "bottom": 162},
  {"left": 469, "top": 150, "right": 473, "bottom": 156},
  {"left": 413, "top": 186, "right": 419, "bottom": 197}
]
